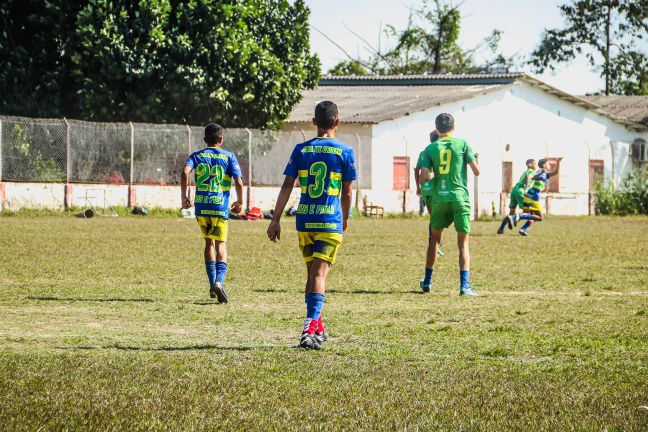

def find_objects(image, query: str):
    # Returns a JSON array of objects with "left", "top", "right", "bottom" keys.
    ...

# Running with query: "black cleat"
[
  {"left": 314, "top": 332, "right": 329, "bottom": 344},
  {"left": 210, "top": 281, "right": 229, "bottom": 303},
  {"left": 299, "top": 332, "right": 321, "bottom": 350}
]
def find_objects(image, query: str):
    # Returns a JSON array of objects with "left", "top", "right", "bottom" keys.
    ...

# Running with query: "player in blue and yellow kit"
[
  {"left": 267, "top": 101, "right": 356, "bottom": 349},
  {"left": 181, "top": 123, "right": 244, "bottom": 303},
  {"left": 517, "top": 158, "right": 560, "bottom": 236}
]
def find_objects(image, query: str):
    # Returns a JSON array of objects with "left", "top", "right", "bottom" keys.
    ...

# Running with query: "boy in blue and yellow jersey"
[
  {"left": 517, "top": 158, "right": 560, "bottom": 236},
  {"left": 267, "top": 101, "right": 356, "bottom": 350},
  {"left": 181, "top": 123, "right": 244, "bottom": 303},
  {"left": 497, "top": 159, "right": 538, "bottom": 234}
]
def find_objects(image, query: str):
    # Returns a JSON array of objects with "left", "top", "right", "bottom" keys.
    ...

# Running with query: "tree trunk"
[{"left": 605, "top": 2, "right": 611, "bottom": 95}]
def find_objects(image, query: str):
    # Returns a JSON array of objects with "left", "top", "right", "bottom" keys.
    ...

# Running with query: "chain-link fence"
[{"left": 0, "top": 115, "right": 371, "bottom": 187}]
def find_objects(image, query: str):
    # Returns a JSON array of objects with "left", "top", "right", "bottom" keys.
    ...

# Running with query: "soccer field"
[{"left": 0, "top": 215, "right": 646, "bottom": 430}]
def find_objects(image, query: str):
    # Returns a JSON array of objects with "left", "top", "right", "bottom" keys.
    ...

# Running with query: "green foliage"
[
  {"left": 327, "top": 0, "right": 515, "bottom": 75},
  {"left": 529, "top": 0, "right": 648, "bottom": 95},
  {"left": 5, "top": 124, "right": 66, "bottom": 181},
  {"left": 595, "top": 170, "right": 648, "bottom": 215},
  {"left": 0, "top": 0, "right": 320, "bottom": 128},
  {"left": 327, "top": 60, "right": 369, "bottom": 76}
]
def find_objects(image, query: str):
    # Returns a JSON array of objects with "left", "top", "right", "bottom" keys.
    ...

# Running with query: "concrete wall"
[{"left": 365, "top": 81, "right": 647, "bottom": 216}]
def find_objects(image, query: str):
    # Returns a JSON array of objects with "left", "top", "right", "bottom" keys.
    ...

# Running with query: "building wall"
[{"left": 365, "top": 82, "right": 647, "bottom": 215}]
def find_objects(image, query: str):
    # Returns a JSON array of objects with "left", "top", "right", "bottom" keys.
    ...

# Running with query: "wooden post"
[{"left": 354, "top": 133, "right": 361, "bottom": 211}]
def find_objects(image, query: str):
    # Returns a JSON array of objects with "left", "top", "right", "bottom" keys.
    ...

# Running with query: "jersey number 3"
[
  {"left": 196, "top": 163, "right": 224, "bottom": 192},
  {"left": 439, "top": 149, "right": 452, "bottom": 175},
  {"left": 308, "top": 161, "right": 327, "bottom": 198}
]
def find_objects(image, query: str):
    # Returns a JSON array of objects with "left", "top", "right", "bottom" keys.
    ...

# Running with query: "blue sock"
[
  {"left": 304, "top": 293, "right": 325, "bottom": 333},
  {"left": 216, "top": 262, "right": 228, "bottom": 283},
  {"left": 460, "top": 270, "right": 470, "bottom": 289},
  {"left": 519, "top": 214, "right": 533, "bottom": 220},
  {"left": 205, "top": 261, "right": 217, "bottom": 287},
  {"left": 521, "top": 221, "right": 532, "bottom": 231},
  {"left": 423, "top": 268, "right": 433, "bottom": 284},
  {"left": 498, "top": 217, "right": 509, "bottom": 231}
]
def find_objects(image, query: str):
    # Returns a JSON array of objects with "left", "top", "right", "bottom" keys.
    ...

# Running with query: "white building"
[{"left": 284, "top": 73, "right": 648, "bottom": 216}]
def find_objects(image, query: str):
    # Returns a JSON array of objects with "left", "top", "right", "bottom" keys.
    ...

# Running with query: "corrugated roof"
[
  {"left": 319, "top": 73, "right": 525, "bottom": 86},
  {"left": 580, "top": 95, "right": 648, "bottom": 126},
  {"left": 287, "top": 74, "right": 647, "bottom": 130},
  {"left": 287, "top": 83, "right": 511, "bottom": 124}
]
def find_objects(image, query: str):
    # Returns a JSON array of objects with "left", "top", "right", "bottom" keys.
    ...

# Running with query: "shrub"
[{"left": 596, "top": 170, "right": 648, "bottom": 215}]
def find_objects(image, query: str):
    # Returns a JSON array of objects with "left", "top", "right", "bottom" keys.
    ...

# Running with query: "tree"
[
  {"left": 326, "top": 0, "right": 514, "bottom": 75},
  {"left": 0, "top": 0, "right": 320, "bottom": 128},
  {"left": 529, "top": 0, "right": 648, "bottom": 95}
]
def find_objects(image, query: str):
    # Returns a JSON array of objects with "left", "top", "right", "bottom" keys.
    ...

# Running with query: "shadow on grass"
[
  {"left": 63, "top": 343, "right": 281, "bottom": 352},
  {"left": 252, "top": 289, "right": 294, "bottom": 293},
  {"left": 328, "top": 289, "right": 422, "bottom": 295},
  {"left": 26, "top": 296, "right": 154, "bottom": 303}
]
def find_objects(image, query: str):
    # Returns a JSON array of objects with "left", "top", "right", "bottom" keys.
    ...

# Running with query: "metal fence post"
[
  {"left": 128, "top": 122, "right": 136, "bottom": 207},
  {"left": 245, "top": 128, "right": 252, "bottom": 209},
  {"left": 63, "top": 118, "right": 72, "bottom": 209},
  {"left": 0, "top": 118, "right": 3, "bottom": 181},
  {"left": 186, "top": 124, "right": 192, "bottom": 191},
  {"left": 64, "top": 118, "right": 70, "bottom": 182}
]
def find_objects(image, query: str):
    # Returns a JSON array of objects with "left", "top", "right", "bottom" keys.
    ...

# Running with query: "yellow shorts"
[
  {"left": 298, "top": 232, "right": 343, "bottom": 264},
  {"left": 196, "top": 216, "right": 228, "bottom": 242},
  {"left": 523, "top": 197, "right": 542, "bottom": 212}
]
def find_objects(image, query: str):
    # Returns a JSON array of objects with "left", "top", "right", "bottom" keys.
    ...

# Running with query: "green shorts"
[
  {"left": 509, "top": 188, "right": 525, "bottom": 209},
  {"left": 429, "top": 200, "right": 472, "bottom": 233}
]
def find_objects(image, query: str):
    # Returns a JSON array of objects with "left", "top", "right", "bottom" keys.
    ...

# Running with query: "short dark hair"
[
  {"left": 526, "top": 159, "right": 536, "bottom": 167},
  {"left": 204, "top": 123, "right": 223, "bottom": 145},
  {"left": 314, "top": 101, "right": 338, "bottom": 129},
  {"left": 538, "top": 159, "right": 548, "bottom": 168},
  {"left": 435, "top": 113, "right": 454, "bottom": 133},
  {"left": 430, "top": 130, "right": 440, "bottom": 142}
]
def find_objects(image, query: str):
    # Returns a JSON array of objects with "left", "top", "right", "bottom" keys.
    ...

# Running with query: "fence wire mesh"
[{"left": 0, "top": 115, "right": 371, "bottom": 187}]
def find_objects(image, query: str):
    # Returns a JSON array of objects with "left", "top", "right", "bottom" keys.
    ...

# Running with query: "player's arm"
[
  {"left": 341, "top": 181, "right": 353, "bottom": 231},
  {"left": 414, "top": 166, "right": 422, "bottom": 196},
  {"left": 418, "top": 149, "right": 433, "bottom": 183},
  {"left": 231, "top": 177, "right": 244, "bottom": 214},
  {"left": 267, "top": 175, "right": 295, "bottom": 242},
  {"left": 180, "top": 165, "right": 193, "bottom": 209},
  {"left": 469, "top": 161, "right": 480, "bottom": 176}
]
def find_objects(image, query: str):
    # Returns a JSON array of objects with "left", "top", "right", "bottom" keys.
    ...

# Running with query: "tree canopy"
[
  {"left": 529, "top": 0, "right": 648, "bottom": 95},
  {"left": 326, "top": 0, "right": 514, "bottom": 76},
  {"left": 0, "top": 0, "right": 320, "bottom": 128}
]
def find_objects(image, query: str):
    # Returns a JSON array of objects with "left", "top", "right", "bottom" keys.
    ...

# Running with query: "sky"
[{"left": 304, "top": 0, "right": 604, "bottom": 95}]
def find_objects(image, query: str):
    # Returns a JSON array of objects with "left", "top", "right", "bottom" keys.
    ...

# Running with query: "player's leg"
[
  {"left": 498, "top": 193, "right": 520, "bottom": 234},
  {"left": 421, "top": 202, "right": 450, "bottom": 292},
  {"left": 203, "top": 237, "right": 217, "bottom": 291},
  {"left": 519, "top": 201, "right": 542, "bottom": 236},
  {"left": 520, "top": 209, "right": 543, "bottom": 236},
  {"left": 197, "top": 217, "right": 218, "bottom": 297},
  {"left": 206, "top": 218, "right": 229, "bottom": 303},
  {"left": 427, "top": 198, "right": 444, "bottom": 256},
  {"left": 454, "top": 201, "right": 478, "bottom": 296}
]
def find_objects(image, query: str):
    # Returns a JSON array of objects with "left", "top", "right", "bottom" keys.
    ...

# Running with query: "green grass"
[{"left": 0, "top": 215, "right": 646, "bottom": 430}]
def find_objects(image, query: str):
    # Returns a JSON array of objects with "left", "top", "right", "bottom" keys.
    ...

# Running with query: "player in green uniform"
[
  {"left": 418, "top": 113, "right": 480, "bottom": 296},
  {"left": 497, "top": 159, "right": 537, "bottom": 234},
  {"left": 414, "top": 130, "right": 443, "bottom": 256}
]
